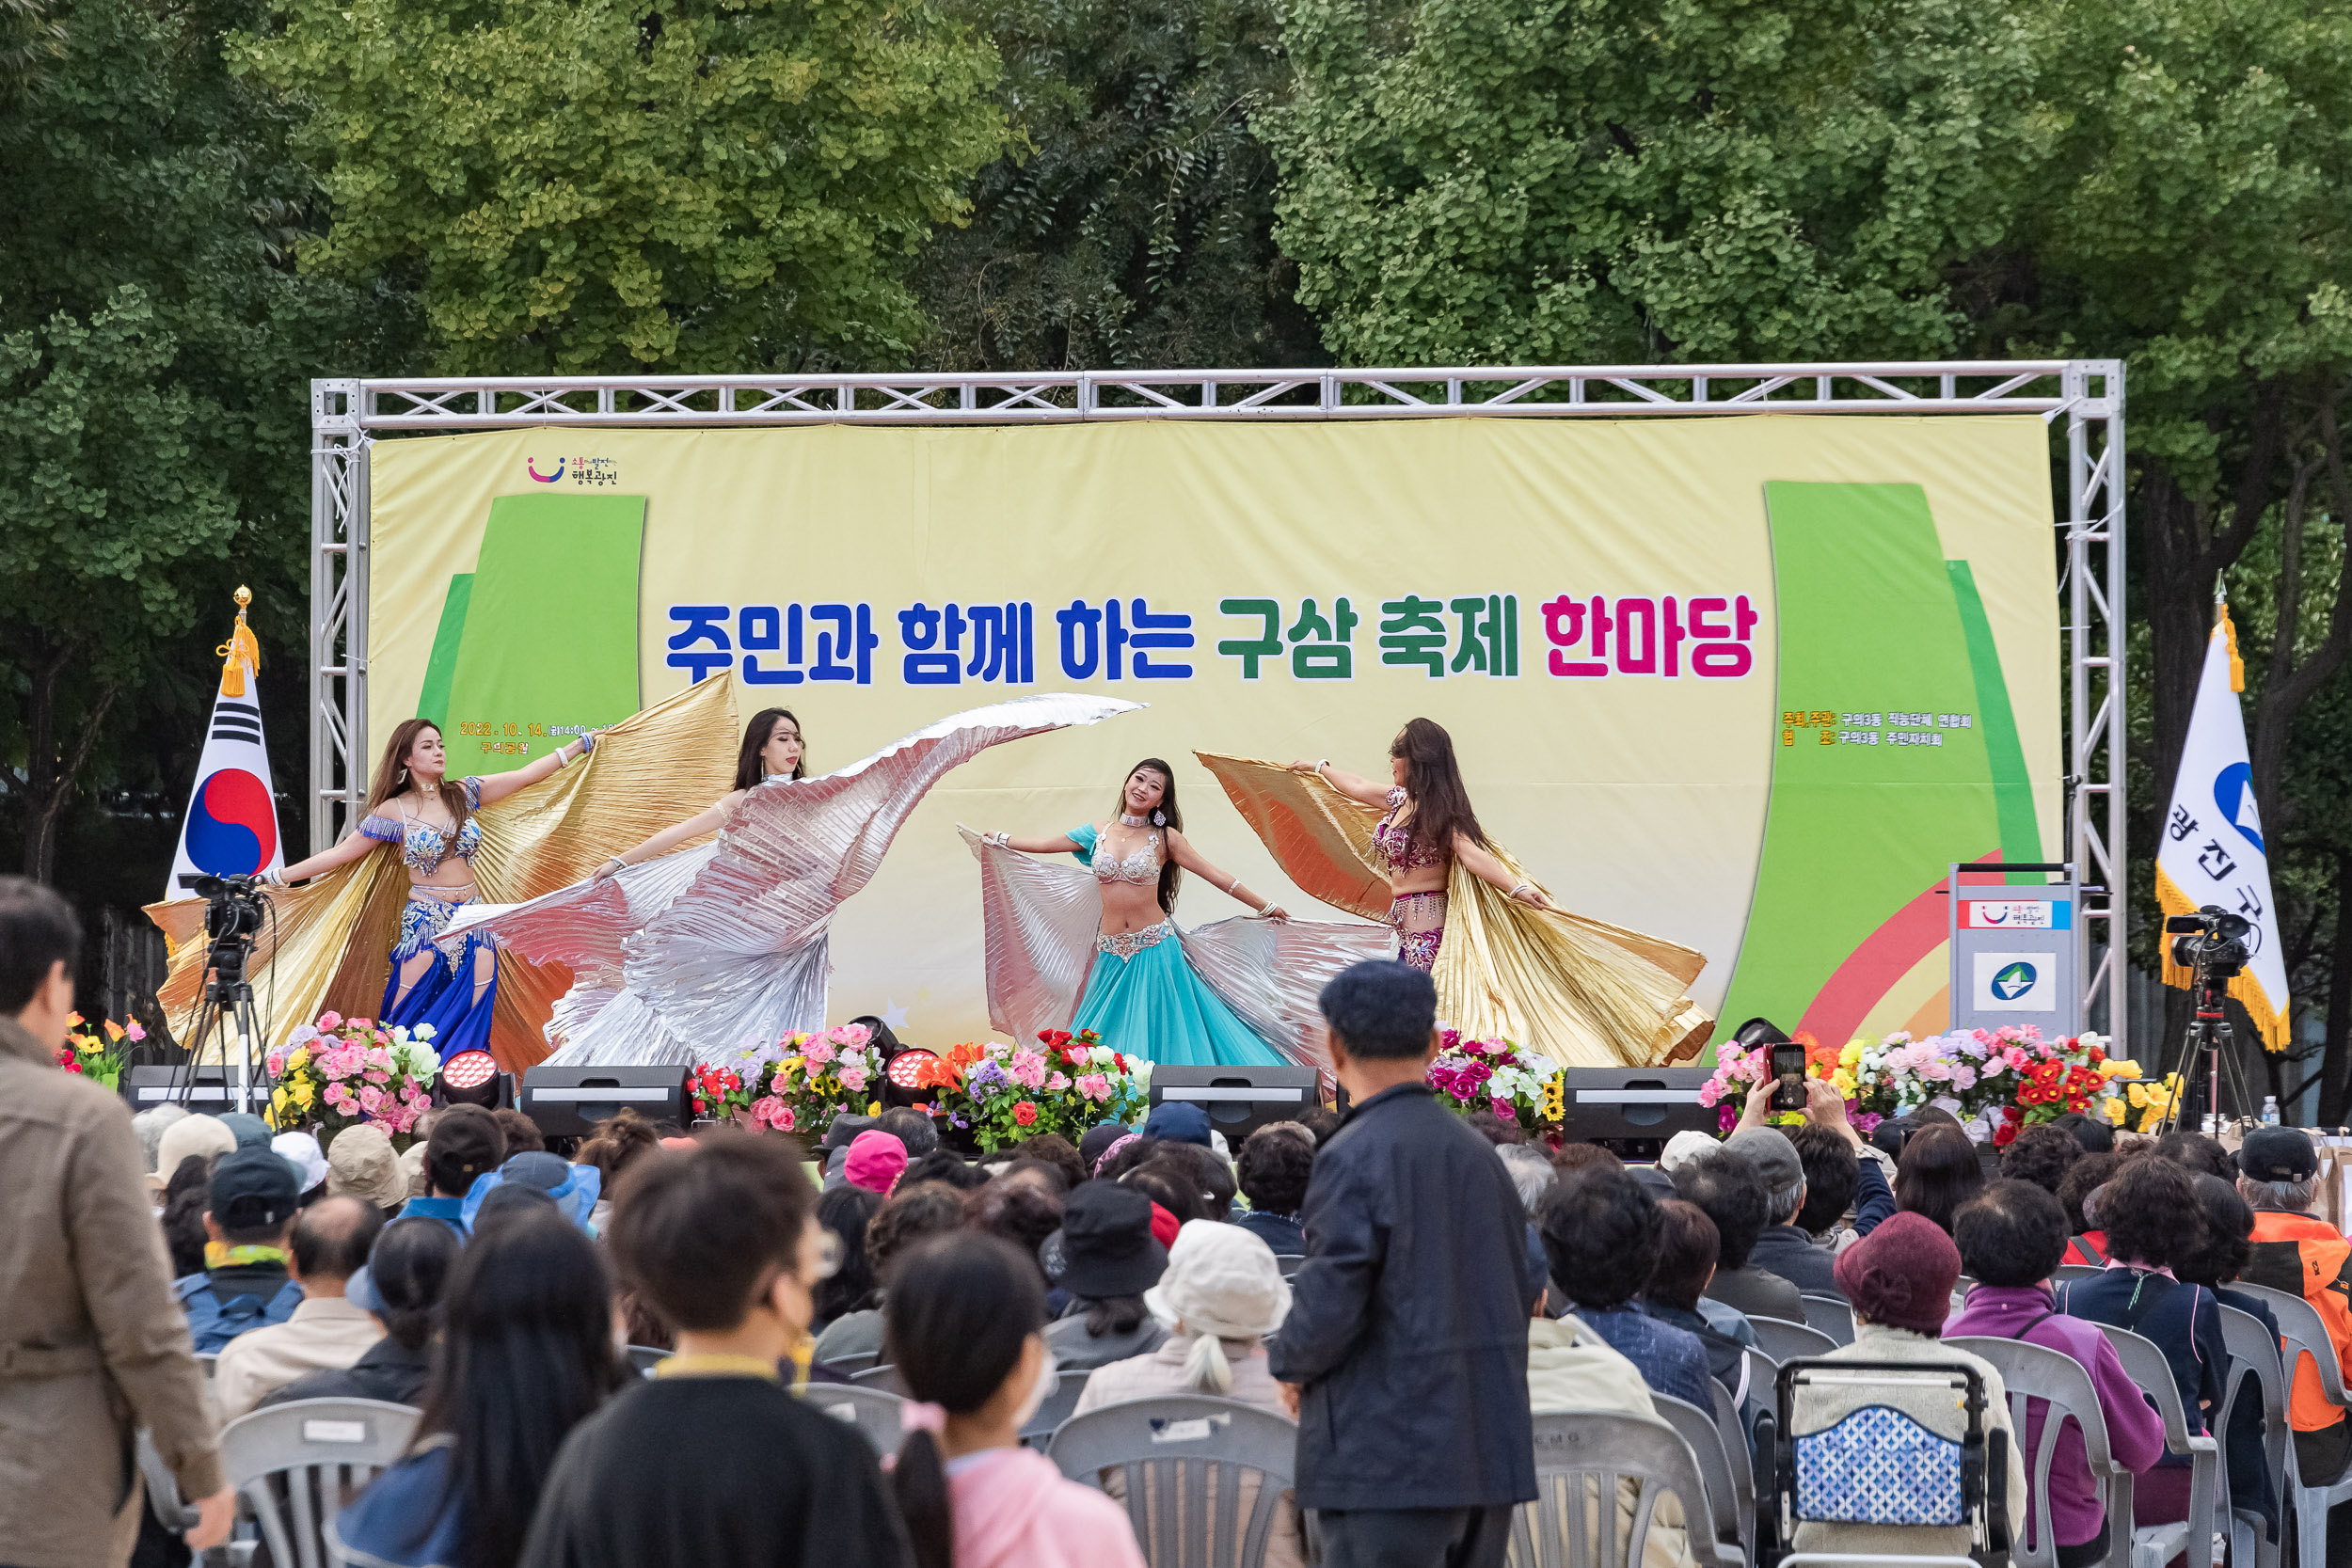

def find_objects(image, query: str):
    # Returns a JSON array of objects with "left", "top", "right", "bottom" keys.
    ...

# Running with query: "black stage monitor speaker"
[
  {"left": 122, "top": 1065, "right": 268, "bottom": 1116},
  {"left": 1148, "top": 1065, "right": 1322, "bottom": 1144},
  {"left": 517, "top": 1066, "right": 691, "bottom": 1137},
  {"left": 1555, "top": 1068, "right": 1714, "bottom": 1161}
]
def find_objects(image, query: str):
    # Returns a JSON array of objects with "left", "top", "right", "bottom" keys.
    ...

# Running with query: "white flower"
[
  {"left": 410, "top": 1022, "right": 437, "bottom": 1042},
  {"left": 289, "top": 1023, "right": 319, "bottom": 1045}
]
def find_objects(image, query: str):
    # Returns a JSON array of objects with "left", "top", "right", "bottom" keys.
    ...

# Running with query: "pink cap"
[{"left": 845, "top": 1129, "right": 909, "bottom": 1193}]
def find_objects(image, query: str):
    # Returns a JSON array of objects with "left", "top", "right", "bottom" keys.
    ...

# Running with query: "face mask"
[{"left": 1009, "top": 1344, "right": 1058, "bottom": 1430}]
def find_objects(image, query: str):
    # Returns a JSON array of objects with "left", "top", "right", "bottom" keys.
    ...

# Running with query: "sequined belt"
[{"left": 1096, "top": 920, "right": 1172, "bottom": 959}]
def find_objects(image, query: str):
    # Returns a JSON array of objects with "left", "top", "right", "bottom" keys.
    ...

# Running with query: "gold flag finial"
[
  {"left": 217, "top": 590, "right": 261, "bottom": 697},
  {"left": 234, "top": 585, "right": 251, "bottom": 612}
]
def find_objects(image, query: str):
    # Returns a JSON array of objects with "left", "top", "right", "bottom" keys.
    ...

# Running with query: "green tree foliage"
[
  {"left": 1264, "top": 0, "right": 2053, "bottom": 366},
  {"left": 913, "top": 0, "right": 1321, "bottom": 371},
  {"left": 241, "top": 0, "right": 1011, "bottom": 372}
]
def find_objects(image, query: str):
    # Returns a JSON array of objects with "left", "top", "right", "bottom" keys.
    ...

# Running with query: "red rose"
[
  {"left": 1993, "top": 1121, "right": 2018, "bottom": 1147},
  {"left": 1013, "top": 1101, "right": 1038, "bottom": 1126},
  {"left": 1113, "top": 1053, "right": 1127, "bottom": 1071},
  {"left": 2002, "top": 1105, "right": 2025, "bottom": 1123}
]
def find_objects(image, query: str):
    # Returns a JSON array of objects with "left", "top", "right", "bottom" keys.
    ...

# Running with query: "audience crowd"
[{"left": 10, "top": 865, "right": 2352, "bottom": 1568}]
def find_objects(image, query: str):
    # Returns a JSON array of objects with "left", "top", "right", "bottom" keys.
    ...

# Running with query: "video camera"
[
  {"left": 179, "top": 873, "right": 271, "bottom": 985},
  {"left": 2165, "top": 905, "right": 2254, "bottom": 981}
]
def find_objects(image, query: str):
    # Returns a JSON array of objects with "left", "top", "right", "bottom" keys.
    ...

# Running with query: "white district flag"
[
  {"left": 2154, "top": 603, "right": 2290, "bottom": 1050},
  {"left": 165, "top": 593, "right": 287, "bottom": 899}
]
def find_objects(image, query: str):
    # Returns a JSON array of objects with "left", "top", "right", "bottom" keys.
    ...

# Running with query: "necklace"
[{"left": 1119, "top": 812, "right": 1152, "bottom": 828}]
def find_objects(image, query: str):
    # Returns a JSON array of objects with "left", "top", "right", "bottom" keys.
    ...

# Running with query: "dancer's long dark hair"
[
  {"left": 404, "top": 1206, "right": 625, "bottom": 1568},
  {"left": 733, "top": 707, "right": 807, "bottom": 790},
  {"left": 1390, "top": 718, "right": 1486, "bottom": 855},
  {"left": 1108, "top": 757, "right": 1183, "bottom": 911},
  {"left": 365, "top": 719, "right": 472, "bottom": 837}
]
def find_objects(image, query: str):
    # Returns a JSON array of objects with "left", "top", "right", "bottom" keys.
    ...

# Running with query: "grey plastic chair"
[
  {"left": 1273, "top": 1254, "right": 1306, "bottom": 1279},
  {"left": 1798, "top": 1293, "right": 1856, "bottom": 1348},
  {"left": 197, "top": 1352, "right": 218, "bottom": 1379},
  {"left": 819, "top": 1348, "right": 881, "bottom": 1376},
  {"left": 2231, "top": 1281, "right": 2352, "bottom": 1568},
  {"left": 624, "top": 1343, "right": 669, "bottom": 1376},
  {"left": 1747, "top": 1315, "right": 1839, "bottom": 1364},
  {"left": 137, "top": 1430, "right": 197, "bottom": 1533},
  {"left": 1652, "top": 1392, "right": 1751, "bottom": 1564},
  {"left": 1019, "top": 1368, "right": 1095, "bottom": 1449},
  {"left": 1046, "top": 1394, "right": 1298, "bottom": 1568},
  {"left": 2053, "top": 1264, "right": 2104, "bottom": 1286},
  {"left": 852, "top": 1361, "right": 911, "bottom": 1397},
  {"left": 1706, "top": 1375, "right": 1756, "bottom": 1524},
  {"left": 1948, "top": 1335, "right": 2133, "bottom": 1568},
  {"left": 221, "top": 1398, "right": 420, "bottom": 1568},
  {"left": 2093, "top": 1323, "right": 2218, "bottom": 1568},
  {"left": 2215, "top": 1303, "right": 2286, "bottom": 1568},
  {"left": 1511, "top": 1408, "right": 1742, "bottom": 1567},
  {"left": 805, "top": 1383, "right": 906, "bottom": 1455}
]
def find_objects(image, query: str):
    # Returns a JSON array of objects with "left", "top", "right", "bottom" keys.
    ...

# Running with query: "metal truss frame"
[{"left": 311, "top": 358, "right": 2129, "bottom": 1047}]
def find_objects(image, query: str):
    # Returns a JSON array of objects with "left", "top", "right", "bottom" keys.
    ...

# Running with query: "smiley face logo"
[{"left": 527, "top": 458, "right": 565, "bottom": 483}]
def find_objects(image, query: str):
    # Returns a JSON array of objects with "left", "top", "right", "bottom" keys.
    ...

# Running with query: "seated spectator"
[
  {"left": 1893, "top": 1123, "right": 1983, "bottom": 1235},
  {"left": 845, "top": 1129, "right": 910, "bottom": 1195},
  {"left": 493, "top": 1106, "right": 546, "bottom": 1156},
  {"left": 133, "top": 1101, "right": 190, "bottom": 1192},
  {"left": 2238, "top": 1126, "right": 2352, "bottom": 1487},
  {"left": 215, "top": 1195, "right": 387, "bottom": 1418},
  {"left": 1175, "top": 1139, "right": 1239, "bottom": 1222},
  {"left": 1464, "top": 1109, "right": 1526, "bottom": 1147},
  {"left": 461, "top": 1150, "right": 600, "bottom": 1234},
  {"left": 1096, "top": 1133, "right": 1165, "bottom": 1182},
  {"left": 1013, "top": 1132, "right": 1087, "bottom": 1193},
  {"left": 2056, "top": 1155, "right": 2225, "bottom": 1526},
  {"left": 2178, "top": 1172, "right": 2280, "bottom": 1542},
  {"left": 877, "top": 1105, "right": 942, "bottom": 1161},
  {"left": 1076, "top": 1220, "right": 1304, "bottom": 1568},
  {"left": 812, "top": 1182, "right": 965, "bottom": 1364},
  {"left": 404, "top": 1102, "right": 506, "bottom": 1232},
  {"left": 2153, "top": 1128, "right": 2236, "bottom": 1180},
  {"left": 516, "top": 1134, "right": 906, "bottom": 1568},
  {"left": 1730, "top": 1100, "right": 1839, "bottom": 1294},
  {"left": 577, "top": 1106, "right": 661, "bottom": 1234},
  {"left": 2050, "top": 1109, "right": 2115, "bottom": 1155},
  {"left": 1642, "top": 1197, "right": 1757, "bottom": 1402},
  {"left": 1120, "top": 1163, "right": 1205, "bottom": 1227},
  {"left": 817, "top": 1113, "right": 880, "bottom": 1191},
  {"left": 1787, "top": 1110, "right": 1896, "bottom": 1257},
  {"left": 1495, "top": 1142, "right": 1555, "bottom": 1212},
  {"left": 154, "top": 1112, "right": 237, "bottom": 1204},
  {"left": 162, "top": 1154, "right": 215, "bottom": 1279},
  {"left": 1789, "top": 1213, "right": 2026, "bottom": 1560},
  {"left": 1540, "top": 1167, "right": 1711, "bottom": 1408},
  {"left": 1140, "top": 1100, "right": 1213, "bottom": 1148},
  {"left": 2057, "top": 1149, "right": 2126, "bottom": 1264},
  {"left": 1041, "top": 1182, "right": 1170, "bottom": 1371},
  {"left": 1077, "top": 1123, "right": 1129, "bottom": 1175},
  {"left": 263, "top": 1215, "right": 458, "bottom": 1408},
  {"left": 1528, "top": 1288, "right": 1698, "bottom": 1568},
  {"left": 326, "top": 1123, "right": 410, "bottom": 1217},
  {"left": 1947, "top": 1180, "right": 2163, "bottom": 1567},
  {"left": 900, "top": 1147, "right": 988, "bottom": 1192},
  {"left": 1549, "top": 1142, "right": 1624, "bottom": 1176},
  {"left": 809, "top": 1184, "right": 883, "bottom": 1337},
  {"left": 1292, "top": 1105, "right": 1340, "bottom": 1146},
  {"left": 996, "top": 1157, "right": 1071, "bottom": 1197},
  {"left": 273, "top": 1130, "right": 331, "bottom": 1206},
  {"left": 1674, "top": 1150, "right": 1806, "bottom": 1323},
  {"left": 1999, "top": 1122, "right": 2085, "bottom": 1196},
  {"left": 217, "top": 1111, "right": 273, "bottom": 1150},
  {"left": 1231, "top": 1124, "right": 1314, "bottom": 1257},
  {"left": 335, "top": 1207, "right": 624, "bottom": 1568},
  {"left": 965, "top": 1178, "right": 1063, "bottom": 1285},
  {"left": 888, "top": 1233, "right": 1146, "bottom": 1568},
  {"left": 179, "top": 1144, "right": 306, "bottom": 1353}
]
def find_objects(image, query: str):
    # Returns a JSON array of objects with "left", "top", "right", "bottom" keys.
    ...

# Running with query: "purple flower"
[{"left": 1718, "top": 1104, "right": 1739, "bottom": 1132}]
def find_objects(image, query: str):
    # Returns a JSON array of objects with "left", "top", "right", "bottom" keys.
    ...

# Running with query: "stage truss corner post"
[
  {"left": 2064, "top": 357, "right": 2128, "bottom": 1054},
  {"left": 310, "top": 377, "right": 369, "bottom": 857}
]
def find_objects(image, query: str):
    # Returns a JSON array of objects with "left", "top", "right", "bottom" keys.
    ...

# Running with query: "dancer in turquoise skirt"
[{"left": 984, "top": 757, "right": 1293, "bottom": 1067}]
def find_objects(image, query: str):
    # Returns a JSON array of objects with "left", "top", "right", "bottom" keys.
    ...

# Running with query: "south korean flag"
[
  {"left": 2154, "top": 601, "right": 2290, "bottom": 1051},
  {"left": 166, "top": 593, "right": 287, "bottom": 899}
]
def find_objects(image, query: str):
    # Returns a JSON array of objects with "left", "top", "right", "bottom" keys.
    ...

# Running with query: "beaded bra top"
[
  {"left": 359, "top": 777, "right": 485, "bottom": 875},
  {"left": 1091, "top": 829, "right": 1164, "bottom": 886},
  {"left": 1371, "top": 786, "right": 1446, "bottom": 874}
]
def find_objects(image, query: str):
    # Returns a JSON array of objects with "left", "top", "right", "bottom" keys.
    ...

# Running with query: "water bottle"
[{"left": 2263, "top": 1096, "right": 2282, "bottom": 1126}]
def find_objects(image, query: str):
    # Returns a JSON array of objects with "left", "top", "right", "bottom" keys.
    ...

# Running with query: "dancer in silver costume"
[{"left": 437, "top": 693, "right": 1137, "bottom": 1067}]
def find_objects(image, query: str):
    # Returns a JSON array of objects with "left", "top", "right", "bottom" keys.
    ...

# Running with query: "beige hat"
[
  {"left": 1660, "top": 1130, "right": 1722, "bottom": 1174},
  {"left": 153, "top": 1114, "right": 237, "bottom": 1188},
  {"left": 326, "top": 1124, "right": 407, "bottom": 1210},
  {"left": 398, "top": 1140, "right": 431, "bottom": 1198},
  {"left": 1146, "top": 1218, "right": 1292, "bottom": 1341}
]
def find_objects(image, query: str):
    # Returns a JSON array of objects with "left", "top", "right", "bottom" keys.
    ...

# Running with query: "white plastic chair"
[
  {"left": 1512, "top": 1408, "right": 1742, "bottom": 1567},
  {"left": 2093, "top": 1323, "right": 2218, "bottom": 1568},
  {"left": 1046, "top": 1394, "right": 1298, "bottom": 1568},
  {"left": 818, "top": 1348, "right": 881, "bottom": 1375},
  {"left": 2215, "top": 1302, "right": 2286, "bottom": 1568},
  {"left": 1019, "top": 1367, "right": 1094, "bottom": 1449},
  {"left": 220, "top": 1398, "right": 420, "bottom": 1568},
  {"left": 1798, "top": 1294, "right": 1856, "bottom": 1348},
  {"left": 805, "top": 1383, "right": 906, "bottom": 1455},
  {"left": 1652, "top": 1391, "right": 1752, "bottom": 1564},
  {"left": 1947, "top": 1335, "right": 2133, "bottom": 1568},
  {"left": 851, "top": 1361, "right": 911, "bottom": 1397},
  {"left": 2231, "top": 1281, "right": 2352, "bottom": 1568},
  {"left": 1748, "top": 1315, "right": 1839, "bottom": 1364}
]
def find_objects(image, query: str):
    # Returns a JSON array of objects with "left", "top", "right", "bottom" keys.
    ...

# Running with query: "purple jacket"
[{"left": 1947, "top": 1284, "right": 2167, "bottom": 1550}]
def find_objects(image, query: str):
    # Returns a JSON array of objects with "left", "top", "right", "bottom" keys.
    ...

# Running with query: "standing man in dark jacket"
[{"left": 1270, "top": 960, "right": 1536, "bottom": 1568}]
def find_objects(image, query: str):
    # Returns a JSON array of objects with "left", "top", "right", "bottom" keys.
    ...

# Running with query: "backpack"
[{"left": 178, "top": 1274, "right": 303, "bottom": 1354}]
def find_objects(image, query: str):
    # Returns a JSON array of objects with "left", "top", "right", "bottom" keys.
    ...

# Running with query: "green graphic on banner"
[
  {"left": 437, "top": 493, "right": 645, "bottom": 771},
  {"left": 416, "top": 573, "right": 473, "bottom": 732},
  {"left": 1947, "top": 560, "right": 2043, "bottom": 880},
  {"left": 1718, "top": 483, "right": 2006, "bottom": 1043}
]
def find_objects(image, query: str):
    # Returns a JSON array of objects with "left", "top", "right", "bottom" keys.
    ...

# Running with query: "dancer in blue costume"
[
  {"left": 274, "top": 717, "right": 596, "bottom": 1062},
  {"left": 984, "top": 757, "right": 1293, "bottom": 1067}
]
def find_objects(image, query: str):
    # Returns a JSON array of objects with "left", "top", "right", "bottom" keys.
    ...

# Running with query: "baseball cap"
[
  {"left": 217, "top": 1112, "right": 274, "bottom": 1150},
  {"left": 209, "top": 1144, "right": 301, "bottom": 1233},
  {"left": 1142, "top": 1101, "right": 1213, "bottom": 1148},
  {"left": 326, "top": 1124, "right": 409, "bottom": 1211},
  {"left": 425, "top": 1103, "right": 506, "bottom": 1195},
  {"left": 272, "top": 1131, "right": 328, "bottom": 1194},
  {"left": 1724, "top": 1127, "right": 1805, "bottom": 1201},
  {"left": 2242, "top": 1125, "right": 2318, "bottom": 1182}
]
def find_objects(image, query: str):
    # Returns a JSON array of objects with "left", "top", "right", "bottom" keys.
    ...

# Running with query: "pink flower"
[
  {"left": 834, "top": 1023, "right": 872, "bottom": 1049},
  {"left": 358, "top": 1085, "right": 386, "bottom": 1113},
  {"left": 803, "top": 1037, "right": 837, "bottom": 1068},
  {"left": 126, "top": 1020, "right": 146, "bottom": 1042},
  {"left": 1696, "top": 1080, "right": 1723, "bottom": 1108},
  {"left": 364, "top": 1069, "right": 389, "bottom": 1085},
  {"left": 1075, "top": 1073, "right": 1111, "bottom": 1101},
  {"left": 1008, "top": 1048, "right": 1049, "bottom": 1089},
  {"left": 1047, "top": 1071, "right": 1069, "bottom": 1093},
  {"left": 348, "top": 1019, "right": 373, "bottom": 1032},
  {"left": 837, "top": 1064, "right": 868, "bottom": 1094},
  {"left": 266, "top": 1050, "right": 287, "bottom": 1076},
  {"left": 318, "top": 1011, "right": 343, "bottom": 1031}
]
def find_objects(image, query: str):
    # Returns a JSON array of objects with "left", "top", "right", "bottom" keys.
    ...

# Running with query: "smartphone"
[{"left": 1769, "top": 1040, "right": 1809, "bottom": 1111}]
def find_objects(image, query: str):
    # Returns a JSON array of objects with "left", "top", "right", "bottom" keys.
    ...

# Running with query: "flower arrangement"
[
  {"left": 54, "top": 1012, "right": 143, "bottom": 1091},
  {"left": 751, "top": 1023, "right": 886, "bottom": 1140},
  {"left": 688, "top": 1063, "right": 757, "bottom": 1124},
  {"left": 1425, "top": 1031, "right": 1561, "bottom": 1132},
  {"left": 266, "top": 1011, "right": 438, "bottom": 1145},
  {"left": 1697, "top": 1025, "right": 2143, "bottom": 1144},
  {"left": 935, "top": 1030, "right": 1153, "bottom": 1149}
]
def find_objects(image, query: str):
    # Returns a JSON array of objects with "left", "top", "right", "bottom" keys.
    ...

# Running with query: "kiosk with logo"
[{"left": 1948, "top": 863, "right": 2082, "bottom": 1038}]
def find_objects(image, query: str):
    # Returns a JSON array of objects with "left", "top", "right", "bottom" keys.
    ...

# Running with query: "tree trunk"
[
  {"left": 2323, "top": 852, "right": 2352, "bottom": 1127},
  {"left": 19, "top": 642, "right": 119, "bottom": 883}
]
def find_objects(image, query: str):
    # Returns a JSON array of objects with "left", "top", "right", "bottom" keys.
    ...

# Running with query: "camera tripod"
[
  {"left": 2154, "top": 953, "right": 2253, "bottom": 1136},
  {"left": 174, "top": 962, "right": 266, "bottom": 1116}
]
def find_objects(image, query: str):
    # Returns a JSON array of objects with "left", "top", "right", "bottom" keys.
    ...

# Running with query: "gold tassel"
[
  {"left": 216, "top": 587, "right": 259, "bottom": 698},
  {"left": 2219, "top": 603, "right": 2244, "bottom": 694}
]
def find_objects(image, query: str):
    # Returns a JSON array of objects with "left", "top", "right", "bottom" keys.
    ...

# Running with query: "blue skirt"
[
  {"left": 383, "top": 892, "right": 498, "bottom": 1063},
  {"left": 1073, "top": 922, "right": 1287, "bottom": 1068}
]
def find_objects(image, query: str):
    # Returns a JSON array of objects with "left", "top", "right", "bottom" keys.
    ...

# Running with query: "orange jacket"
[{"left": 2245, "top": 1209, "right": 2352, "bottom": 1433}]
